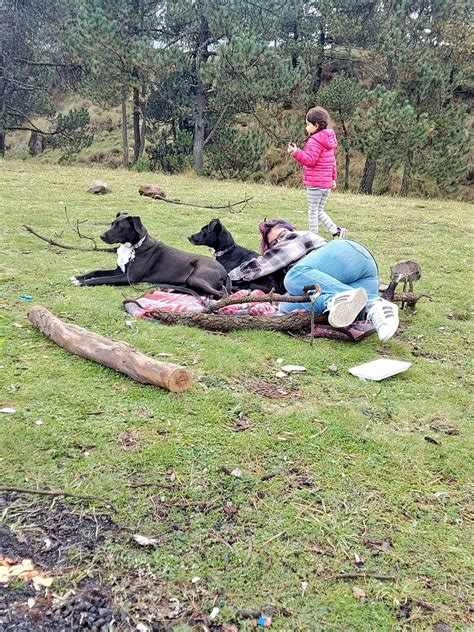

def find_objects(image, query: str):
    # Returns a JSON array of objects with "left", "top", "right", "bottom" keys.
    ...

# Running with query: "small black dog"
[
  {"left": 188, "top": 219, "right": 285, "bottom": 293},
  {"left": 72, "top": 213, "right": 229, "bottom": 297}
]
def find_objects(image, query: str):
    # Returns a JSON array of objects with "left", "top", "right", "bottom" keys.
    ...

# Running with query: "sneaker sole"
[{"left": 328, "top": 288, "right": 368, "bottom": 328}]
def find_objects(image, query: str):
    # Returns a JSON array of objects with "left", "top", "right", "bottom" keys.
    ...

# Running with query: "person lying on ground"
[{"left": 227, "top": 219, "right": 399, "bottom": 342}]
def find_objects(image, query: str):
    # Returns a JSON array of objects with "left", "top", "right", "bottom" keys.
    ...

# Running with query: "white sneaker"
[
  {"left": 327, "top": 288, "right": 368, "bottom": 328},
  {"left": 367, "top": 298, "right": 399, "bottom": 342}
]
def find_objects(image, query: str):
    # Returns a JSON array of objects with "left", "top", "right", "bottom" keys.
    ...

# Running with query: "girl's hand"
[
  {"left": 287, "top": 142, "right": 298, "bottom": 154},
  {"left": 332, "top": 181, "right": 337, "bottom": 190}
]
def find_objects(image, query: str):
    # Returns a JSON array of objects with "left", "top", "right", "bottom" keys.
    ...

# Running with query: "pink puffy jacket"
[{"left": 292, "top": 128, "right": 337, "bottom": 189}]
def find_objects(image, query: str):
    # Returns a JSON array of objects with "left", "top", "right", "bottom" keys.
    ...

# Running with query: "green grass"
[{"left": 1, "top": 160, "right": 473, "bottom": 630}]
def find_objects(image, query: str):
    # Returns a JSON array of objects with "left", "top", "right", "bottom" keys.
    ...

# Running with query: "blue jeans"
[{"left": 279, "top": 240, "right": 379, "bottom": 314}]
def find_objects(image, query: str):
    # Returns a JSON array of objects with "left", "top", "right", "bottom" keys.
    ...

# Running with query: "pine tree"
[
  {"left": 70, "top": 0, "right": 161, "bottom": 165},
  {"left": 357, "top": 0, "right": 472, "bottom": 195},
  {"left": 0, "top": 0, "right": 91, "bottom": 157},
  {"left": 318, "top": 73, "right": 363, "bottom": 190}
]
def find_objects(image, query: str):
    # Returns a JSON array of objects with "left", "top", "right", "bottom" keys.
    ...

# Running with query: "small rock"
[
  {"left": 327, "top": 363, "right": 338, "bottom": 373},
  {"left": 231, "top": 468, "right": 243, "bottom": 478},
  {"left": 209, "top": 606, "right": 220, "bottom": 621},
  {"left": 433, "top": 623, "right": 452, "bottom": 632},
  {"left": 139, "top": 184, "right": 166, "bottom": 199},
  {"left": 281, "top": 364, "right": 306, "bottom": 373},
  {"left": 88, "top": 180, "right": 109, "bottom": 194}
]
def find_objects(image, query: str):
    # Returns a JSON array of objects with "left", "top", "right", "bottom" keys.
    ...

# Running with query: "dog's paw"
[{"left": 70, "top": 276, "right": 81, "bottom": 286}]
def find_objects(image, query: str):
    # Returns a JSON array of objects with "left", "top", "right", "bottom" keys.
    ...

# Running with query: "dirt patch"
[
  {"left": 0, "top": 493, "right": 239, "bottom": 631},
  {"left": 0, "top": 493, "right": 117, "bottom": 570},
  {"left": 238, "top": 376, "right": 300, "bottom": 399},
  {"left": 0, "top": 582, "right": 127, "bottom": 631},
  {"left": 0, "top": 493, "right": 124, "bottom": 630}
]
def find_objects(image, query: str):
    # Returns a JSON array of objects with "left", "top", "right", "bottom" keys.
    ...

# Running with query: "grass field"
[{"left": 1, "top": 161, "right": 473, "bottom": 631}]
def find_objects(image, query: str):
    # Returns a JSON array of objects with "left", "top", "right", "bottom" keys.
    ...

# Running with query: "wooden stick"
[
  {"left": 28, "top": 306, "right": 193, "bottom": 392},
  {"left": 148, "top": 195, "right": 253, "bottom": 211},
  {"left": 146, "top": 309, "right": 315, "bottom": 333},
  {"left": 24, "top": 225, "right": 116, "bottom": 252},
  {"left": 207, "top": 291, "right": 315, "bottom": 313},
  {"left": 0, "top": 486, "right": 118, "bottom": 513}
]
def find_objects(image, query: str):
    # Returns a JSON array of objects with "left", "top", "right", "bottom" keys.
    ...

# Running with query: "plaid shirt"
[{"left": 228, "top": 231, "right": 326, "bottom": 282}]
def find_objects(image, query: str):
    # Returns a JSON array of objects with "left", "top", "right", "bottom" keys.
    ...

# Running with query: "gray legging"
[{"left": 306, "top": 187, "right": 337, "bottom": 235}]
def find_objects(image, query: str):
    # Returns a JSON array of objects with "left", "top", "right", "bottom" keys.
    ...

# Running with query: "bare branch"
[{"left": 24, "top": 225, "right": 116, "bottom": 253}]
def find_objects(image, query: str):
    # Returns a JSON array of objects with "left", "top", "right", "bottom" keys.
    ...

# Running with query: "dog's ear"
[
  {"left": 209, "top": 219, "right": 223, "bottom": 234},
  {"left": 128, "top": 216, "right": 145, "bottom": 235}
]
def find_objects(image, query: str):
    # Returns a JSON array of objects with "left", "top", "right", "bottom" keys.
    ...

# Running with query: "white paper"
[{"left": 349, "top": 358, "right": 411, "bottom": 381}]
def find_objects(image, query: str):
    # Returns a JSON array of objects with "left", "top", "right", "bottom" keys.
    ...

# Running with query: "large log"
[
  {"left": 147, "top": 310, "right": 315, "bottom": 333},
  {"left": 28, "top": 306, "right": 192, "bottom": 393}
]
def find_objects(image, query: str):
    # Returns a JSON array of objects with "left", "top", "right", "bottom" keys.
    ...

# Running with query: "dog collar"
[
  {"left": 134, "top": 235, "right": 146, "bottom": 250},
  {"left": 214, "top": 245, "right": 234, "bottom": 258}
]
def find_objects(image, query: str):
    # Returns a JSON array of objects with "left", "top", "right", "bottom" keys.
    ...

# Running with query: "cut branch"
[
  {"left": 207, "top": 291, "right": 315, "bottom": 313},
  {"left": 148, "top": 195, "right": 253, "bottom": 212},
  {"left": 28, "top": 305, "right": 193, "bottom": 393},
  {"left": 24, "top": 225, "right": 116, "bottom": 252},
  {"left": 144, "top": 309, "right": 315, "bottom": 333}
]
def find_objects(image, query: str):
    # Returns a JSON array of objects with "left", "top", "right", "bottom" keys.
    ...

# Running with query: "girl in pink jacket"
[{"left": 288, "top": 107, "right": 346, "bottom": 239}]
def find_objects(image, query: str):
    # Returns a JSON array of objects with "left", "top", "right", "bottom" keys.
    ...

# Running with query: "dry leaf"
[
  {"left": 277, "top": 431, "right": 294, "bottom": 441},
  {"left": 232, "top": 413, "right": 251, "bottom": 432},
  {"left": 223, "top": 501, "right": 238, "bottom": 515},
  {"left": 353, "top": 586, "right": 366, "bottom": 602},
  {"left": 133, "top": 534, "right": 158, "bottom": 547},
  {"left": 32, "top": 575, "right": 54, "bottom": 589}
]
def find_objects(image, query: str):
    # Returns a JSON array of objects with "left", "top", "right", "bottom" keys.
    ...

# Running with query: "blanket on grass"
[{"left": 123, "top": 288, "right": 375, "bottom": 342}]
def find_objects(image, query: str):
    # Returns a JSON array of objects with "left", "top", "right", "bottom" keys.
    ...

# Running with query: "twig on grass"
[
  {"left": 257, "top": 530, "right": 287, "bottom": 550},
  {"left": 332, "top": 572, "right": 397, "bottom": 581},
  {"left": 24, "top": 224, "right": 116, "bottom": 252},
  {"left": 0, "top": 486, "right": 118, "bottom": 513},
  {"left": 64, "top": 206, "right": 101, "bottom": 250}
]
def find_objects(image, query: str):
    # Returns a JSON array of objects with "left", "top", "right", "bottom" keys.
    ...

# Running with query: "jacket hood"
[{"left": 314, "top": 128, "right": 337, "bottom": 150}]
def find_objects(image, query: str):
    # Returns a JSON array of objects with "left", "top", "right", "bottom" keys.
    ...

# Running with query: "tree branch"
[
  {"left": 148, "top": 195, "right": 253, "bottom": 212},
  {"left": 24, "top": 225, "right": 116, "bottom": 252}
]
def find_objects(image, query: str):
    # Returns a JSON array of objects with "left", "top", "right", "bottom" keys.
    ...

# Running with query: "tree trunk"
[
  {"left": 311, "top": 21, "right": 326, "bottom": 93},
  {"left": 121, "top": 90, "right": 129, "bottom": 169},
  {"left": 0, "top": 130, "right": 5, "bottom": 158},
  {"left": 28, "top": 306, "right": 192, "bottom": 392},
  {"left": 193, "top": 78, "right": 206, "bottom": 173},
  {"left": 358, "top": 155, "right": 376, "bottom": 194},
  {"left": 400, "top": 151, "right": 412, "bottom": 197},
  {"left": 139, "top": 84, "right": 146, "bottom": 157},
  {"left": 344, "top": 150, "right": 350, "bottom": 191},
  {"left": 378, "top": 160, "right": 392, "bottom": 195},
  {"left": 132, "top": 86, "right": 141, "bottom": 163}
]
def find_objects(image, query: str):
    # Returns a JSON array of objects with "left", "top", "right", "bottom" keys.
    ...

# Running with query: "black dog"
[
  {"left": 188, "top": 219, "right": 285, "bottom": 293},
  {"left": 72, "top": 213, "right": 229, "bottom": 298}
]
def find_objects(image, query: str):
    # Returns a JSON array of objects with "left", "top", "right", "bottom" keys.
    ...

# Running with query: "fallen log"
[
  {"left": 146, "top": 310, "right": 315, "bottom": 333},
  {"left": 28, "top": 306, "right": 192, "bottom": 392}
]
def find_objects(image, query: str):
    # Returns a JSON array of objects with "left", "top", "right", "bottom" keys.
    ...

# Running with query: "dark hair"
[
  {"left": 306, "top": 107, "right": 329, "bottom": 131},
  {"left": 258, "top": 218, "right": 295, "bottom": 253}
]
